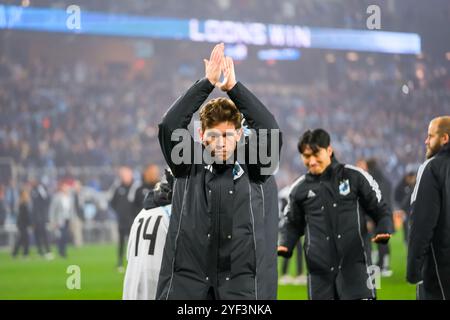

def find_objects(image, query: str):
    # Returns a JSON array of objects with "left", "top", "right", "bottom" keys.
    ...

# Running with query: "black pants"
[
  {"left": 57, "top": 220, "right": 71, "bottom": 258},
  {"left": 13, "top": 226, "right": 29, "bottom": 257},
  {"left": 34, "top": 223, "right": 50, "bottom": 255},
  {"left": 377, "top": 243, "right": 390, "bottom": 270},
  {"left": 281, "top": 241, "right": 303, "bottom": 276},
  {"left": 118, "top": 227, "right": 129, "bottom": 267}
]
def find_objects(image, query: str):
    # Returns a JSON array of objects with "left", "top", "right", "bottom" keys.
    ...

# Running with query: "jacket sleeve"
[
  {"left": 407, "top": 161, "right": 441, "bottom": 284},
  {"left": 227, "top": 82, "right": 282, "bottom": 182},
  {"left": 158, "top": 78, "right": 215, "bottom": 178},
  {"left": 355, "top": 169, "right": 393, "bottom": 236},
  {"left": 278, "top": 188, "right": 305, "bottom": 258}
]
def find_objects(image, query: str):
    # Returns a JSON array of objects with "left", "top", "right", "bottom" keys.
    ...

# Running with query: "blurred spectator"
[
  {"left": 134, "top": 164, "right": 160, "bottom": 214},
  {"left": 356, "top": 158, "right": 394, "bottom": 277},
  {"left": 0, "top": 185, "right": 8, "bottom": 227},
  {"left": 12, "top": 186, "right": 32, "bottom": 258},
  {"left": 71, "top": 180, "right": 85, "bottom": 248},
  {"left": 4, "top": 180, "right": 19, "bottom": 223},
  {"left": 109, "top": 166, "right": 139, "bottom": 272},
  {"left": 49, "top": 180, "right": 74, "bottom": 258},
  {"left": 30, "top": 178, "right": 53, "bottom": 259},
  {"left": 394, "top": 171, "right": 417, "bottom": 245}
]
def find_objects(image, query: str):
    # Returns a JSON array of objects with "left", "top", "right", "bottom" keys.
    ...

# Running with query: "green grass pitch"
[{"left": 0, "top": 229, "right": 416, "bottom": 299}]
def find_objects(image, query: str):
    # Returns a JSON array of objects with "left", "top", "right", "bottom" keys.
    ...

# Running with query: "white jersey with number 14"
[{"left": 122, "top": 204, "right": 171, "bottom": 300}]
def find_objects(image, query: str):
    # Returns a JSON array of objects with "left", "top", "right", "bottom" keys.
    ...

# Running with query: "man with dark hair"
[
  {"left": 156, "top": 43, "right": 281, "bottom": 300},
  {"left": 407, "top": 116, "right": 450, "bottom": 300},
  {"left": 278, "top": 128, "right": 392, "bottom": 300}
]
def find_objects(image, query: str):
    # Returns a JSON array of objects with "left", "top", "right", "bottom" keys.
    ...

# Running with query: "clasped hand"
[{"left": 204, "top": 43, "right": 237, "bottom": 92}]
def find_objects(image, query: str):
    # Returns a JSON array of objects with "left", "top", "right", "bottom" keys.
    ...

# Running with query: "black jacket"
[
  {"left": 110, "top": 183, "right": 137, "bottom": 231},
  {"left": 279, "top": 159, "right": 393, "bottom": 300},
  {"left": 395, "top": 176, "right": 414, "bottom": 213},
  {"left": 17, "top": 203, "right": 31, "bottom": 229},
  {"left": 407, "top": 143, "right": 450, "bottom": 300},
  {"left": 30, "top": 184, "right": 50, "bottom": 226},
  {"left": 156, "top": 78, "right": 281, "bottom": 300}
]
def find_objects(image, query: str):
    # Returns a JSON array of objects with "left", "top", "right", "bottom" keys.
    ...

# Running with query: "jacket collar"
[
  {"left": 204, "top": 162, "right": 244, "bottom": 181},
  {"left": 438, "top": 142, "right": 450, "bottom": 155}
]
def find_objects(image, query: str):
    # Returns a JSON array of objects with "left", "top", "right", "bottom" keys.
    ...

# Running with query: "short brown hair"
[{"left": 199, "top": 98, "right": 242, "bottom": 131}]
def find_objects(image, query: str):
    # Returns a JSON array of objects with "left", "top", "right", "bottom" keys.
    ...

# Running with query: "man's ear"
[
  {"left": 198, "top": 127, "right": 204, "bottom": 143},
  {"left": 236, "top": 128, "right": 243, "bottom": 141},
  {"left": 327, "top": 146, "right": 333, "bottom": 157},
  {"left": 442, "top": 133, "right": 449, "bottom": 145}
]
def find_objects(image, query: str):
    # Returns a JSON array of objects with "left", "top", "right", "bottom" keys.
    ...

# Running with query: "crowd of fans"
[{"left": 1, "top": 41, "right": 450, "bottom": 190}]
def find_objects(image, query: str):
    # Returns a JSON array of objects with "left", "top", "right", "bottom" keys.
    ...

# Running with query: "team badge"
[{"left": 339, "top": 179, "right": 350, "bottom": 196}]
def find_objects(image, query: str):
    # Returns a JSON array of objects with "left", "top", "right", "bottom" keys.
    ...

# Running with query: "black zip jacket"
[
  {"left": 407, "top": 142, "right": 450, "bottom": 300},
  {"left": 279, "top": 159, "right": 393, "bottom": 300},
  {"left": 156, "top": 78, "right": 281, "bottom": 300}
]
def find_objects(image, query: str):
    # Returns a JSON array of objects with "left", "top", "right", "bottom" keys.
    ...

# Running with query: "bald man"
[
  {"left": 407, "top": 116, "right": 450, "bottom": 300},
  {"left": 110, "top": 166, "right": 139, "bottom": 272}
]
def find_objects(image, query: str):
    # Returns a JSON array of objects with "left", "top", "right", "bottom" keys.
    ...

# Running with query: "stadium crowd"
[{"left": 1, "top": 48, "right": 449, "bottom": 189}]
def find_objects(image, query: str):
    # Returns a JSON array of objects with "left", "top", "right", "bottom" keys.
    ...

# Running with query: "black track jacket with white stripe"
[
  {"left": 156, "top": 78, "right": 281, "bottom": 300},
  {"left": 279, "top": 158, "right": 393, "bottom": 300},
  {"left": 407, "top": 142, "right": 450, "bottom": 300}
]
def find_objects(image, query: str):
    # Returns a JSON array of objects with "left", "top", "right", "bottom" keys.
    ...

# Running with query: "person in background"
[
  {"left": 279, "top": 129, "right": 392, "bottom": 300},
  {"left": 5, "top": 179, "right": 19, "bottom": 227},
  {"left": 49, "top": 180, "right": 74, "bottom": 258},
  {"left": 123, "top": 169, "right": 173, "bottom": 300},
  {"left": 134, "top": 164, "right": 160, "bottom": 215},
  {"left": 12, "top": 186, "right": 32, "bottom": 258},
  {"left": 278, "top": 184, "right": 306, "bottom": 285},
  {"left": 394, "top": 171, "right": 416, "bottom": 246},
  {"left": 0, "top": 185, "right": 7, "bottom": 228},
  {"left": 30, "top": 178, "right": 53, "bottom": 259},
  {"left": 71, "top": 180, "right": 85, "bottom": 248},
  {"left": 110, "top": 166, "right": 139, "bottom": 273},
  {"left": 356, "top": 158, "right": 394, "bottom": 277}
]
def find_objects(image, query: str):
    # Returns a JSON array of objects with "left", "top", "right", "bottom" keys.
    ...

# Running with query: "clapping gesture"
[{"left": 204, "top": 43, "right": 237, "bottom": 92}]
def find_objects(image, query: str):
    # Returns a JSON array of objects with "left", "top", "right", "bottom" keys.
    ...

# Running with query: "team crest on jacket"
[{"left": 339, "top": 179, "right": 351, "bottom": 196}]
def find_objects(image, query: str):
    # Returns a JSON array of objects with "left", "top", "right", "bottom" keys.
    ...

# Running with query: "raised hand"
[
  {"left": 216, "top": 56, "right": 237, "bottom": 92},
  {"left": 204, "top": 43, "right": 224, "bottom": 86}
]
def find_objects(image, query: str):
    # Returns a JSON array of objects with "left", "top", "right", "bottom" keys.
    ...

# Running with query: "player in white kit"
[{"left": 122, "top": 170, "right": 173, "bottom": 300}]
